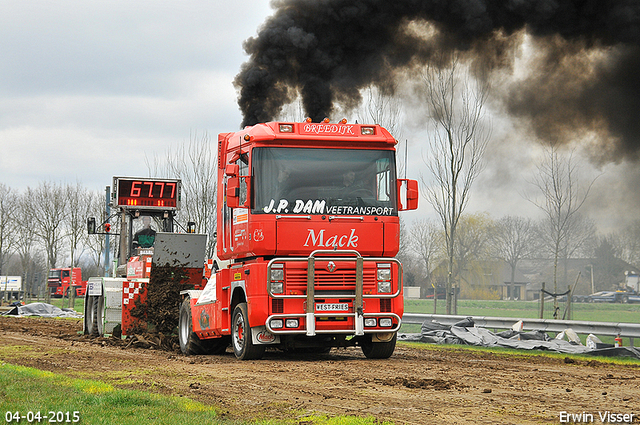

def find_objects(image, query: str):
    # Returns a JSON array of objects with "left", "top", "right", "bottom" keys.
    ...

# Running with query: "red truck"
[
  {"left": 179, "top": 120, "right": 418, "bottom": 359},
  {"left": 48, "top": 267, "right": 87, "bottom": 297}
]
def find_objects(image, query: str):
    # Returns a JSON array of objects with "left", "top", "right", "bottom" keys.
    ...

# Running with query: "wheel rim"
[
  {"left": 233, "top": 313, "right": 245, "bottom": 352},
  {"left": 179, "top": 310, "right": 189, "bottom": 345},
  {"left": 87, "top": 299, "right": 95, "bottom": 328}
]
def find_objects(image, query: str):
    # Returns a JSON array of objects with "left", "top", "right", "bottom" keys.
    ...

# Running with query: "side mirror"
[
  {"left": 397, "top": 179, "right": 419, "bottom": 211},
  {"left": 87, "top": 217, "right": 96, "bottom": 234},
  {"left": 225, "top": 163, "right": 239, "bottom": 177},
  {"left": 226, "top": 176, "right": 240, "bottom": 208}
]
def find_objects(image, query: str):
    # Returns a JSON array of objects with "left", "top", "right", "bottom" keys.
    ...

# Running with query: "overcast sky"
[
  {"left": 0, "top": 1, "right": 634, "bottom": 234},
  {"left": 0, "top": 0, "right": 272, "bottom": 189}
]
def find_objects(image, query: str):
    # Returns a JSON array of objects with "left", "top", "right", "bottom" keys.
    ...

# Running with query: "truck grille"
[{"left": 285, "top": 268, "right": 377, "bottom": 293}]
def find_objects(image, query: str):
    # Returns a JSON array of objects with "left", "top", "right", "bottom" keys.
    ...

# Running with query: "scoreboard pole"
[
  {"left": 119, "top": 206, "right": 128, "bottom": 267},
  {"left": 104, "top": 185, "right": 111, "bottom": 277}
]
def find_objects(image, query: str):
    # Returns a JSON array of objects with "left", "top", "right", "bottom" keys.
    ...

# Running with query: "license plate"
[{"left": 315, "top": 303, "right": 349, "bottom": 312}]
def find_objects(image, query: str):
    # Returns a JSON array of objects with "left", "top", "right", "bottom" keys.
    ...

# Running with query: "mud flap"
[{"left": 251, "top": 326, "right": 280, "bottom": 345}]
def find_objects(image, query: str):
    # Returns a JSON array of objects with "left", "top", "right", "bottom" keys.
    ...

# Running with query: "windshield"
[
  {"left": 252, "top": 147, "right": 397, "bottom": 216},
  {"left": 48, "top": 270, "right": 61, "bottom": 279}
]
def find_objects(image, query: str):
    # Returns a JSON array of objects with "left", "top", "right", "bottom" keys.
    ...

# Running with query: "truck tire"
[
  {"left": 231, "top": 302, "right": 265, "bottom": 360},
  {"left": 84, "top": 295, "right": 104, "bottom": 336},
  {"left": 361, "top": 333, "right": 397, "bottom": 359},
  {"left": 179, "top": 298, "right": 228, "bottom": 355}
]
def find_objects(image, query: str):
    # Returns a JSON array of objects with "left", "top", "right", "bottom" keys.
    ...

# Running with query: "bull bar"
[{"left": 266, "top": 249, "right": 403, "bottom": 336}]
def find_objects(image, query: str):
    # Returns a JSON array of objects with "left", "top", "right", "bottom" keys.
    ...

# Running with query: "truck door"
[{"left": 222, "top": 154, "right": 249, "bottom": 255}]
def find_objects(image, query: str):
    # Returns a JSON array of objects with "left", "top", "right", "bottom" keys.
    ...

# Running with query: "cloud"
[{"left": 0, "top": 0, "right": 272, "bottom": 190}]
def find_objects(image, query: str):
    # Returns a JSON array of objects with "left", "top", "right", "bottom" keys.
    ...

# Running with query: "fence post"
[
  {"left": 566, "top": 284, "right": 572, "bottom": 320},
  {"left": 539, "top": 282, "right": 545, "bottom": 319}
]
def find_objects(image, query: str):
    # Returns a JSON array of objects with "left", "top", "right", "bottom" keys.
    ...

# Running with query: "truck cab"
[
  {"left": 47, "top": 267, "right": 85, "bottom": 298},
  {"left": 180, "top": 121, "right": 418, "bottom": 359}
]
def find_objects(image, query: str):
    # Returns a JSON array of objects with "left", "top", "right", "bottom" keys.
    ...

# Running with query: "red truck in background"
[
  {"left": 48, "top": 267, "right": 87, "bottom": 297},
  {"left": 179, "top": 120, "right": 419, "bottom": 360}
]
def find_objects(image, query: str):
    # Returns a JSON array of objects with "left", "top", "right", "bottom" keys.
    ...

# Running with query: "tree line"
[
  {"left": 399, "top": 213, "right": 640, "bottom": 303},
  {"left": 0, "top": 133, "right": 218, "bottom": 297},
  {"left": 0, "top": 181, "right": 106, "bottom": 296}
]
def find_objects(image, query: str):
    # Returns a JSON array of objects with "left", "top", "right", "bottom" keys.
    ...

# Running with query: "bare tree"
[
  {"left": 420, "top": 55, "right": 491, "bottom": 314},
  {"left": 25, "top": 181, "right": 68, "bottom": 299},
  {"left": 64, "top": 182, "right": 94, "bottom": 268},
  {"left": 147, "top": 132, "right": 218, "bottom": 258},
  {"left": 528, "top": 144, "right": 597, "bottom": 309},
  {"left": 276, "top": 96, "right": 306, "bottom": 122},
  {"left": 357, "top": 86, "right": 404, "bottom": 139},
  {"left": 84, "top": 190, "right": 110, "bottom": 276},
  {"left": 14, "top": 194, "right": 39, "bottom": 297},
  {"left": 616, "top": 220, "right": 640, "bottom": 267},
  {"left": 491, "top": 216, "right": 538, "bottom": 300},
  {"left": 454, "top": 213, "right": 493, "bottom": 294},
  {"left": 0, "top": 183, "right": 17, "bottom": 276},
  {"left": 409, "top": 218, "right": 444, "bottom": 306},
  {"left": 356, "top": 86, "right": 409, "bottom": 178}
]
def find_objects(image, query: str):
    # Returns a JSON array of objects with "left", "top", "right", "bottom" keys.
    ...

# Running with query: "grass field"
[
  {"left": 400, "top": 299, "right": 640, "bottom": 343},
  {"left": 0, "top": 363, "right": 391, "bottom": 425},
  {"left": 404, "top": 298, "right": 640, "bottom": 322}
]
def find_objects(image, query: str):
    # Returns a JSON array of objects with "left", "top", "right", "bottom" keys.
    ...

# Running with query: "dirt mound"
[
  {"left": 130, "top": 263, "right": 197, "bottom": 334},
  {"left": 378, "top": 376, "right": 458, "bottom": 390}
]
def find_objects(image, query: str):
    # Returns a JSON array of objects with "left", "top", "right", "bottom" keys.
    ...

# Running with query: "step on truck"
[{"left": 179, "top": 120, "right": 418, "bottom": 359}]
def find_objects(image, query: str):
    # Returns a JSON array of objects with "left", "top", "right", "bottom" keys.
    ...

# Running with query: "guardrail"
[{"left": 402, "top": 313, "right": 639, "bottom": 347}]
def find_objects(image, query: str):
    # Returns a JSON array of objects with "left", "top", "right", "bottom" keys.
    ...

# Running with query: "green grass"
[
  {"left": 403, "top": 299, "right": 640, "bottom": 322},
  {"left": 0, "top": 362, "right": 392, "bottom": 425},
  {"left": 0, "top": 362, "right": 221, "bottom": 425},
  {"left": 400, "top": 299, "right": 640, "bottom": 345}
]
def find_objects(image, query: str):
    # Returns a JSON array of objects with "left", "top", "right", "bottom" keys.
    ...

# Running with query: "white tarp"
[
  {"left": 398, "top": 317, "right": 640, "bottom": 359},
  {"left": 2, "top": 302, "right": 82, "bottom": 318}
]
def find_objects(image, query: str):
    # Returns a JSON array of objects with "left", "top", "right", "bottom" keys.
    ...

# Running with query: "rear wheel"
[
  {"left": 179, "top": 298, "right": 228, "bottom": 355},
  {"left": 231, "top": 302, "right": 265, "bottom": 360},
  {"left": 84, "top": 295, "right": 104, "bottom": 336},
  {"left": 361, "top": 333, "right": 397, "bottom": 359}
]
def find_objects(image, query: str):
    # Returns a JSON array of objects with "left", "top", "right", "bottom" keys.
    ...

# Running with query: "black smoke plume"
[{"left": 235, "top": 0, "right": 640, "bottom": 161}]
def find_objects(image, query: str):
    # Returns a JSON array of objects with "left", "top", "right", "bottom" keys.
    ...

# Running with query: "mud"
[
  {"left": 1, "top": 316, "right": 638, "bottom": 424},
  {"left": 130, "top": 263, "right": 194, "bottom": 334}
]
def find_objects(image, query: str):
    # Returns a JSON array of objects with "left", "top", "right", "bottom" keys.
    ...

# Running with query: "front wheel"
[
  {"left": 361, "top": 333, "right": 397, "bottom": 359},
  {"left": 231, "top": 303, "right": 265, "bottom": 360}
]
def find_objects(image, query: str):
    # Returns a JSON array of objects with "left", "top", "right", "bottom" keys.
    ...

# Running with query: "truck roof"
[{"left": 219, "top": 121, "right": 397, "bottom": 155}]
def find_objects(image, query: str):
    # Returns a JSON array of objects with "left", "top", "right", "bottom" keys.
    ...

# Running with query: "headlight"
[
  {"left": 271, "top": 281, "right": 284, "bottom": 294},
  {"left": 364, "top": 318, "right": 377, "bottom": 327},
  {"left": 377, "top": 268, "right": 391, "bottom": 281},
  {"left": 270, "top": 319, "right": 284, "bottom": 329},
  {"left": 270, "top": 268, "right": 284, "bottom": 282},
  {"left": 285, "top": 319, "right": 299, "bottom": 328},
  {"left": 378, "top": 281, "right": 391, "bottom": 293},
  {"left": 379, "top": 318, "right": 393, "bottom": 327}
]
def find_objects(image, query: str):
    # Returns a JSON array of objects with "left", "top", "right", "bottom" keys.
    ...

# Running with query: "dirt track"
[{"left": 1, "top": 316, "right": 638, "bottom": 424}]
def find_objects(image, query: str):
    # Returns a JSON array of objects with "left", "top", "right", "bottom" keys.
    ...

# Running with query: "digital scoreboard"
[{"left": 113, "top": 177, "right": 181, "bottom": 209}]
